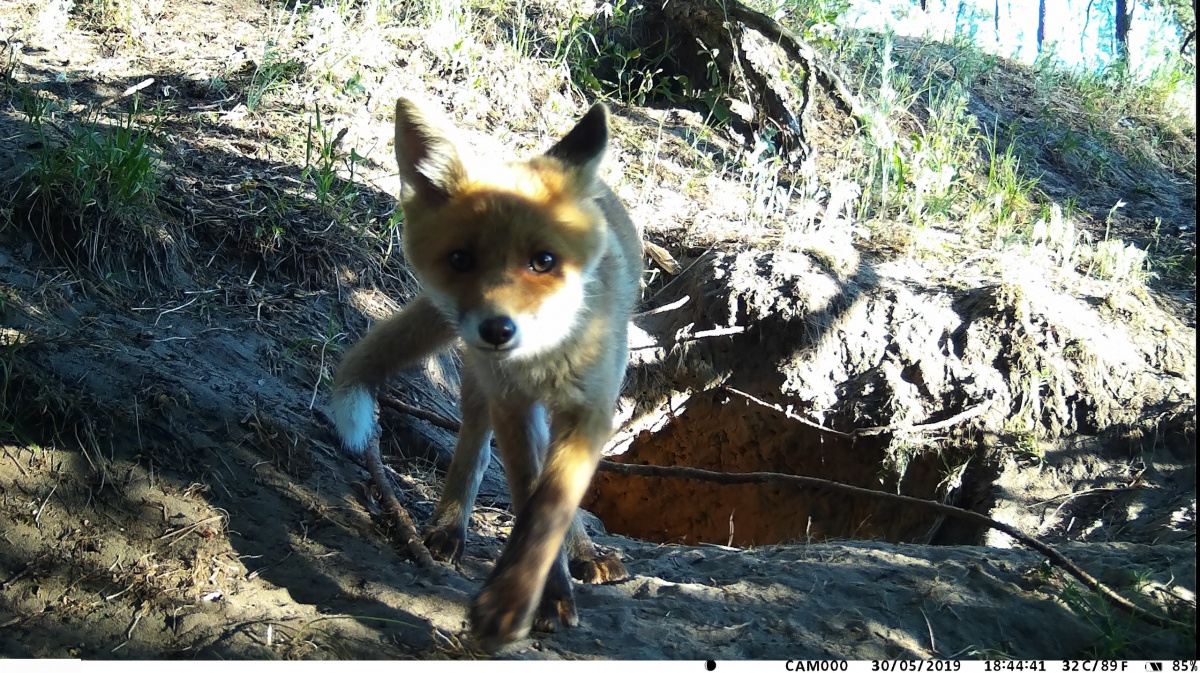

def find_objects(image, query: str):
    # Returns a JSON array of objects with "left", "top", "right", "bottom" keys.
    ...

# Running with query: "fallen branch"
[
  {"left": 378, "top": 397, "right": 1192, "bottom": 629},
  {"left": 379, "top": 391, "right": 461, "bottom": 432}
]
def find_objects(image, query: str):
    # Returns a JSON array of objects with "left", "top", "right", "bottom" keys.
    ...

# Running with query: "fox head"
[{"left": 393, "top": 98, "right": 612, "bottom": 358}]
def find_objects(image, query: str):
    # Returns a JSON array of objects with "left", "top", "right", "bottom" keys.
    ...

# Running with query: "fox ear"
[
  {"left": 394, "top": 98, "right": 465, "bottom": 207},
  {"left": 545, "top": 103, "right": 609, "bottom": 187}
]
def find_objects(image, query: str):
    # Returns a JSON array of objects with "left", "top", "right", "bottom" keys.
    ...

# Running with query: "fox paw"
[
  {"left": 569, "top": 552, "right": 627, "bottom": 584},
  {"left": 329, "top": 385, "right": 380, "bottom": 455},
  {"left": 422, "top": 525, "right": 465, "bottom": 564},
  {"left": 470, "top": 564, "right": 577, "bottom": 651},
  {"left": 470, "top": 579, "right": 535, "bottom": 651},
  {"left": 532, "top": 565, "right": 578, "bottom": 633}
]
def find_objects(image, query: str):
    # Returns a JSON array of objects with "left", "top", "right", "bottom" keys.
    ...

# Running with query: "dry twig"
[
  {"left": 96, "top": 77, "right": 155, "bottom": 110},
  {"left": 362, "top": 434, "right": 437, "bottom": 571}
]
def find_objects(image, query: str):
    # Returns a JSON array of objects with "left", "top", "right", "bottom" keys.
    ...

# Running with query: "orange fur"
[{"left": 330, "top": 98, "right": 641, "bottom": 651}]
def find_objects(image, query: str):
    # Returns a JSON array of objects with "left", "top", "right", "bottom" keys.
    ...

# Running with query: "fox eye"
[
  {"left": 448, "top": 250, "right": 475, "bottom": 273},
  {"left": 530, "top": 251, "right": 556, "bottom": 273}
]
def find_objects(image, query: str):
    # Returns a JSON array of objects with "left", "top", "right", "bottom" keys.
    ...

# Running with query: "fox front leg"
[
  {"left": 423, "top": 364, "right": 493, "bottom": 563},
  {"left": 329, "top": 294, "right": 455, "bottom": 454},
  {"left": 469, "top": 408, "right": 608, "bottom": 650}
]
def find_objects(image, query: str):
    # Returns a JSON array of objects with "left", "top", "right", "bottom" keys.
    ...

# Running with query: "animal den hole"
[{"left": 584, "top": 390, "right": 987, "bottom": 547}]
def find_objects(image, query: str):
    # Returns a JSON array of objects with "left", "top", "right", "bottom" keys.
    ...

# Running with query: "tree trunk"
[
  {"left": 1036, "top": 0, "right": 1047, "bottom": 54},
  {"left": 1115, "top": 0, "right": 1135, "bottom": 62}
]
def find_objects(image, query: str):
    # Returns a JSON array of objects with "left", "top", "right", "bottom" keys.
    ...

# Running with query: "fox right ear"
[{"left": 394, "top": 98, "right": 465, "bottom": 207}]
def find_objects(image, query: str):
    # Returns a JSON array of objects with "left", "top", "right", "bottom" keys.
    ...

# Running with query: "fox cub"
[{"left": 330, "top": 98, "right": 641, "bottom": 648}]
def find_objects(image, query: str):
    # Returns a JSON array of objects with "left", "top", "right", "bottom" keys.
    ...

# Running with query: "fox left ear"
[{"left": 545, "top": 103, "right": 609, "bottom": 187}]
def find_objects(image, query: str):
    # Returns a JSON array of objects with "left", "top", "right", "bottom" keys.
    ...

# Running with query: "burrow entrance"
[{"left": 584, "top": 389, "right": 991, "bottom": 547}]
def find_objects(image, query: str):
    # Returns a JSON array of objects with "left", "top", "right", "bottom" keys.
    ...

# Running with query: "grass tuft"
[{"left": 7, "top": 96, "right": 182, "bottom": 285}]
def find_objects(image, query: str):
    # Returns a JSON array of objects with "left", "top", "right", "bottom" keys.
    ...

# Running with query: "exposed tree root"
[
  {"left": 719, "top": 0, "right": 868, "bottom": 124},
  {"left": 658, "top": 0, "right": 868, "bottom": 157},
  {"left": 723, "top": 385, "right": 992, "bottom": 438},
  {"left": 379, "top": 391, "right": 461, "bottom": 433}
]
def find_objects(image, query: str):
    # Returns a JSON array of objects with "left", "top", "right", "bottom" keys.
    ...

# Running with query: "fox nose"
[{"left": 478, "top": 316, "right": 516, "bottom": 347}]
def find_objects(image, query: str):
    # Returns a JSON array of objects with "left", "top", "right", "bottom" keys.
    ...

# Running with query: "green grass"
[
  {"left": 1030, "top": 46, "right": 1196, "bottom": 176},
  {"left": 1060, "top": 581, "right": 1136, "bottom": 658},
  {"left": 247, "top": 45, "right": 306, "bottom": 112},
  {"left": 301, "top": 108, "right": 361, "bottom": 213},
  {"left": 9, "top": 94, "right": 179, "bottom": 284},
  {"left": 822, "top": 22, "right": 1191, "bottom": 293},
  {"left": 981, "top": 129, "right": 1038, "bottom": 244},
  {"left": 246, "top": 5, "right": 307, "bottom": 112}
]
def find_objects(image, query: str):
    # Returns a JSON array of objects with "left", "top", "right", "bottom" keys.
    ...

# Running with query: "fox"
[{"left": 329, "top": 97, "right": 642, "bottom": 649}]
